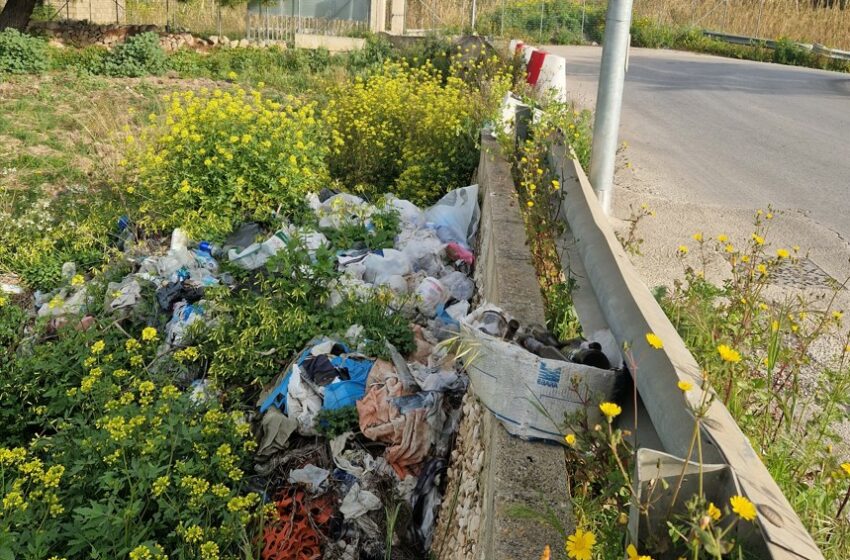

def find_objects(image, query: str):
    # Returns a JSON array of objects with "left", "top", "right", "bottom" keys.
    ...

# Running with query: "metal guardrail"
[
  {"left": 548, "top": 143, "right": 824, "bottom": 559},
  {"left": 703, "top": 30, "right": 850, "bottom": 62}
]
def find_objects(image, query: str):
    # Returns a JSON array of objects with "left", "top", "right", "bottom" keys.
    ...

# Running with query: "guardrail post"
[{"left": 589, "top": 0, "right": 634, "bottom": 215}]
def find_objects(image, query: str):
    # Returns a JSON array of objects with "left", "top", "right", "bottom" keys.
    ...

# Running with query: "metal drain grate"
[{"left": 769, "top": 257, "right": 842, "bottom": 290}]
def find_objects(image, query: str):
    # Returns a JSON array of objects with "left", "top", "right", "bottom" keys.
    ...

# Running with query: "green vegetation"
[
  {"left": 0, "top": 27, "right": 48, "bottom": 74},
  {"left": 630, "top": 19, "right": 850, "bottom": 73},
  {"left": 0, "top": 35, "right": 511, "bottom": 559}
]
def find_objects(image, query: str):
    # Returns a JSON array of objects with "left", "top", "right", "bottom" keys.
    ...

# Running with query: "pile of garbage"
[
  {"left": 11, "top": 179, "right": 623, "bottom": 558},
  {"left": 238, "top": 185, "right": 481, "bottom": 559},
  {"left": 17, "top": 184, "right": 481, "bottom": 559}
]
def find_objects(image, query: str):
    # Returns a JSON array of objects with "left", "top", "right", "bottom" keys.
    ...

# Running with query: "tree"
[{"left": 0, "top": 0, "right": 38, "bottom": 31}]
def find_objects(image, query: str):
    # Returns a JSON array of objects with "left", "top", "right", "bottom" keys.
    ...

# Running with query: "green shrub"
[
  {"left": 0, "top": 29, "right": 49, "bottom": 75},
  {"left": 0, "top": 325, "right": 259, "bottom": 559},
  {"left": 482, "top": 0, "right": 605, "bottom": 44},
  {"left": 773, "top": 37, "right": 814, "bottom": 67},
  {"left": 325, "top": 61, "right": 482, "bottom": 205},
  {"left": 124, "top": 87, "right": 329, "bottom": 239},
  {"left": 0, "top": 298, "right": 25, "bottom": 354},
  {"left": 102, "top": 32, "right": 167, "bottom": 77},
  {"left": 49, "top": 44, "right": 109, "bottom": 73}
]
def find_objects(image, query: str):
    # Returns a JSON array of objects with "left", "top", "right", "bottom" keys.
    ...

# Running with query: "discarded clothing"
[
  {"left": 356, "top": 362, "right": 444, "bottom": 478},
  {"left": 259, "top": 340, "right": 375, "bottom": 417},
  {"left": 301, "top": 354, "right": 348, "bottom": 386},
  {"left": 256, "top": 407, "right": 298, "bottom": 463}
]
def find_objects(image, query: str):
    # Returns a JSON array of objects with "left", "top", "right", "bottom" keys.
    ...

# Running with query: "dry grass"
[
  {"left": 635, "top": 0, "right": 850, "bottom": 50},
  {"left": 424, "top": 0, "right": 849, "bottom": 50},
  {"left": 125, "top": 0, "right": 247, "bottom": 37},
  {"left": 404, "top": 0, "right": 503, "bottom": 30}
]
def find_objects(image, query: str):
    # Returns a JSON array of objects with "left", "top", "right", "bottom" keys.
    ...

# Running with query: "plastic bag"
[
  {"left": 415, "top": 277, "right": 449, "bottom": 318},
  {"left": 165, "top": 302, "right": 206, "bottom": 347},
  {"left": 397, "top": 227, "right": 444, "bottom": 276},
  {"left": 440, "top": 270, "right": 475, "bottom": 302},
  {"left": 287, "top": 364, "right": 324, "bottom": 435},
  {"left": 424, "top": 184, "right": 480, "bottom": 247},
  {"left": 386, "top": 195, "right": 425, "bottom": 227},
  {"left": 362, "top": 250, "right": 411, "bottom": 285},
  {"left": 227, "top": 232, "right": 287, "bottom": 270}
]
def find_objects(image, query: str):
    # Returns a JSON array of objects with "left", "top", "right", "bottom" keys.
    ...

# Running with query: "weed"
[
  {"left": 615, "top": 203, "right": 654, "bottom": 257},
  {"left": 0, "top": 29, "right": 49, "bottom": 75}
]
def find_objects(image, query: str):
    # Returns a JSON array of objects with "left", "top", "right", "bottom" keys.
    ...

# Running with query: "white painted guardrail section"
[{"left": 548, "top": 143, "right": 824, "bottom": 560}]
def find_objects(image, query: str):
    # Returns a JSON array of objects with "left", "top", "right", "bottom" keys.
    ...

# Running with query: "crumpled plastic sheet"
[
  {"left": 259, "top": 340, "right": 375, "bottom": 422},
  {"left": 288, "top": 464, "right": 330, "bottom": 493},
  {"left": 339, "top": 483, "right": 381, "bottom": 519}
]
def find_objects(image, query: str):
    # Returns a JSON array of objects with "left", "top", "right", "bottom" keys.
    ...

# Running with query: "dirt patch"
[
  {"left": 25, "top": 145, "right": 60, "bottom": 159},
  {"left": 0, "top": 135, "right": 23, "bottom": 157}
]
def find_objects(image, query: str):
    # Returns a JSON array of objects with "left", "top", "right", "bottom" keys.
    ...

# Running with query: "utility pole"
[{"left": 589, "top": 0, "right": 634, "bottom": 215}]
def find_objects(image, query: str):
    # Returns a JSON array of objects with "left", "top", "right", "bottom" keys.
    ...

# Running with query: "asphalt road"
[{"left": 544, "top": 46, "right": 850, "bottom": 242}]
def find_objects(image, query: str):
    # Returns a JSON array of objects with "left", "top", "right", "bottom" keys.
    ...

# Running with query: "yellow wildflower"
[
  {"left": 627, "top": 544, "right": 653, "bottom": 560},
  {"left": 645, "top": 332, "right": 663, "bottom": 349},
  {"left": 565, "top": 528, "right": 595, "bottom": 560},
  {"left": 599, "top": 402, "right": 622, "bottom": 421},
  {"left": 730, "top": 495, "right": 757, "bottom": 521},
  {"left": 184, "top": 524, "right": 204, "bottom": 544},
  {"left": 71, "top": 274, "right": 84, "bottom": 287},
  {"left": 152, "top": 475, "right": 170, "bottom": 497},
  {"left": 141, "top": 327, "right": 158, "bottom": 342},
  {"left": 677, "top": 245, "right": 688, "bottom": 254},
  {"left": 840, "top": 463, "right": 850, "bottom": 477},
  {"left": 717, "top": 344, "right": 742, "bottom": 363},
  {"left": 752, "top": 233, "right": 765, "bottom": 245},
  {"left": 717, "top": 234, "right": 728, "bottom": 243},
  {"left": 776, "top": 248, "right": 790, "bottom": 259},
  {"left": 692, "top": 232, "right": 703, "bottom": 242},
  {"left": 677, "top": 381, "right": 693, "bottom": 392},
  {"left": 564, "top": 434, "right": 577, "bottom": 446},
  {"left": 90, "top": 340, "right": 106, "bottom": 355},
  {"left": 708, "top": 502, "right": 722, "bottom": 521},
  {"left": 200, "top": 541, "right": 220, "bottom": 560}
]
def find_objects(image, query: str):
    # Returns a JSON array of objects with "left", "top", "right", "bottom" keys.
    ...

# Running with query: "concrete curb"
[{"left": 434, "top": 134, "right": 573, "bottom": 559}]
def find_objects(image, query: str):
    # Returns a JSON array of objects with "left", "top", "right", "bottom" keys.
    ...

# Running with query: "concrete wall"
[
  {"left": 293, "top": 32, "right": 365, "bottom": 52},
  {"left": 433, "top": 133, "right": 573, "bottom": 559}
]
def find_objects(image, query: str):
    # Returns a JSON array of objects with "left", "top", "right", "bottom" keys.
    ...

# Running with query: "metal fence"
[{"left": 246, "top": 0, "right": 370, "bottom": 42}]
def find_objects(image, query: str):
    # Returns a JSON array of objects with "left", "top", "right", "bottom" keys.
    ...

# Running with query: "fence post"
[
  {"left": 500, "top": 0, "right": 505, "bottom": 35},
  {"left": 471, "top": 0, "right": 477, "bottom": 31},
  {"left": 539, "top": 0, "right": 544, "bottom": 35}
]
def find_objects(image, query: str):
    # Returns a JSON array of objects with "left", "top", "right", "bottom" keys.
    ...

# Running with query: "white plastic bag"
[
  {"left": 287, "top": 365, "right": 323, "bottom": 435},
  {"left": 386, "top": 195, "right": 425, "bottom": 227},
  {"left": 362, "top": 250, "right": 411, "bottom": 285},
  {"left": 397, "top": 227, "right": 444, "bottom": 275},
  {"left": 415, "top": 277, "right": 450, "bottom": 318},
  {"left": 424, "top": 185, "right": 480, "bottom": 247},
  {"left": 440, "top": 270, "right": 475, "bottom": 301}
]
